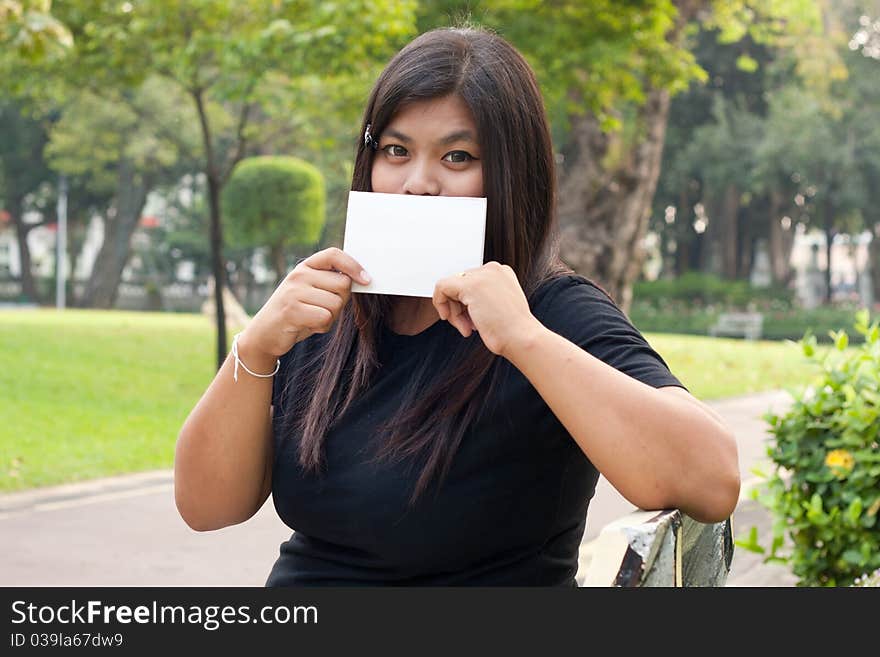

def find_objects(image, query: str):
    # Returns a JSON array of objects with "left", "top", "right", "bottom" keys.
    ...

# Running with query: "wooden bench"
[
  {"left": 578, "top": 509, "right": 733, "bottom": 586},
  {"left": 709, "top": 312, "right": 763, "bottom": 340}
]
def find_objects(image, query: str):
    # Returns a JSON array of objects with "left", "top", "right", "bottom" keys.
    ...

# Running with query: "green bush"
[
  {"left": 633, "top": 272, "right": 794, "bottom": 311},
  {"left": 761, "top": 305, "right": 871, "bottom": 343},
  {"left": 628, "top": 301, "right": 868, "bottom": 343},
  {"left": 627, "top": 301, "right": 717, "bottom": 336},
  {"left": 736, "top": 309, "right": 880, "bottom": 586},
  {"left": 222, "top": 155, "right": 325, "bottom": 276}
]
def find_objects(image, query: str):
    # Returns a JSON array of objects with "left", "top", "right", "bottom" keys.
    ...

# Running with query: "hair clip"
[{"left": 364, "top": 123, "right": 379, "bottom": 151}]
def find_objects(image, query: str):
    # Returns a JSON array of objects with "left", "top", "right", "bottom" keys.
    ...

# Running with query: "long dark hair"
[{"left": 279, "top": 27, "right": 573, "bottom": 504}]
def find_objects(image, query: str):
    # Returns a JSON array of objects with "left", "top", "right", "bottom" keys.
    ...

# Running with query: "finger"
[
  {"left": 454, "top": 305, "right": 475, "bottom": 335},
  {"left": 296, "top": 287, "right": 346, "bottom": 316},
  {"left": 432, "top": 276, "right": 464, "bottom": 320},
  {"left": 304, "top": 247, "right": 370, "bottom": 284},
  {"left": 448, "top": 309, "right": 473, "bottom": 338},
  {"left": 309, "top": 268, "right": 356, "bottom": 297},
  {"left": 449, "top": 299, "right": 464, "bottom": 321},
  {"left": 292, "top": 303, "right": 334, "bottom": 331},
  {"left": 443, "top": 298, "right": 473, "bottom": 337},
  {"left": 460, "top": 309, "right": 476, "bottom": 334}
]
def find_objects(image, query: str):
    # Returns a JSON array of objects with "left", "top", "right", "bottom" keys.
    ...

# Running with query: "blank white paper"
[{"left": 342, "top": 191, "right": 487, "bottom": 298}]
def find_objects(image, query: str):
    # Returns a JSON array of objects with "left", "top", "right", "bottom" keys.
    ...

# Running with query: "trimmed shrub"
[{"left": 222, "top": 156, "right": 325, "bottom": 278}]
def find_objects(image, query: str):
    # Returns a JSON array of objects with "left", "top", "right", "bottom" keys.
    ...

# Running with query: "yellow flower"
[{"left": 825, "top": 449, "right": 855, "bottom": 477}]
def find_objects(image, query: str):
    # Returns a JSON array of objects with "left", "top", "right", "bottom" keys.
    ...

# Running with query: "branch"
[
  {"left": 193, "top": 89, "right": 217, "bottom": 179},
  {"left": 221, "top": 97, "right": 254, "bottom": 185},
  {"left": 129, "top": 100, "right": 196, "bottom": 158}
]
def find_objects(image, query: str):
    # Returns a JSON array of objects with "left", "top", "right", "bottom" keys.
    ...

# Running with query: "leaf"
[
  {"left": 855, "top": 308, "right": 870, "bottom": 333},
  {"left": 842, "top": 549, "right": 865, "bottom": 566},
  {"left": 733, "top": 526, "right": 765, "bottom": 554},
  {"left": 736, "top": 53, "right": 759, "bottom": 72},
  {"left": 846, "top": 498, "right": 863, "bottom": 525},
  {"left": 771, "top": 533, "right": 785, "bottom": 555}
]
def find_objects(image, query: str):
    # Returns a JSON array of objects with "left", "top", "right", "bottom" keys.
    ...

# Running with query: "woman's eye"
[
  {"left": 443, "top": 150, "right": 475, "bottom": 163},
  {"left": 382, "top": 144, "right": 408, "bottom": 157}
]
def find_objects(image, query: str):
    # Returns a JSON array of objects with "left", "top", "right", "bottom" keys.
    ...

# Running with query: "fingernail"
[{"left": 360, "top": 270, "right": 371, "bottom": 284}]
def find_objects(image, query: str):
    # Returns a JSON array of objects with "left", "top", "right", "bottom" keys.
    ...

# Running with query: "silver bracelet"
[{"left": 231, "top": 332, "right": 280, "bottom": 382}]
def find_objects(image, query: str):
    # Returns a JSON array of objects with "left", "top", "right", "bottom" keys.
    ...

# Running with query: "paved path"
[{"left": 0, "top": 389, "right": 798, "bottom": 586}]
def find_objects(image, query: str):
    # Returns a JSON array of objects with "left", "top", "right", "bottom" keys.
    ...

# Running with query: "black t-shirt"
[{"left": 265, "top": 274, "right": 685, "bottom": 586}]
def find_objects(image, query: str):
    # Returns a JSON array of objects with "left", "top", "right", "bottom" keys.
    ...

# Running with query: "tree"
[
  {"left": 0, "top": 101, "right": 56, "bottom": 302},
  {"left": 0, "top": 0, "right": 71, "bottom": 59},
  {"left": 419, "top": 0, "right": 824, "bottom": 312},
  {"left": 1, "top": 3, "right": 77, "bottom": 304},
  {"left": 650, "top": 1, "right": 856, "bottom": 292},
  {"left": 843, "top": 8, "right": 880, "bottom": 300},
  {"left": 651, "top": 26, "right": 777, "bottom": 281},
  {"left": 43, "top": 78, "right": 198, "bottom": 307},
  {"left": 222, "top": 156, "right": 325, "bottom": 283},
  {"left": 47, "top": 0, "right": 416, "bottom": 368}
]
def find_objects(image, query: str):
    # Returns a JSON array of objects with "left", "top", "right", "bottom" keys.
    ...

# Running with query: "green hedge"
[
  {"left": 633, "top": 272, "right": 795, "bottom": 311},
  {"left": 629, "top": 302, "right": 871, "bottom": 343}
]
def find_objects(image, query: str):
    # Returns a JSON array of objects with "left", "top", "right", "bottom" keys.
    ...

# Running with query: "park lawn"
[
  {"left": 645, "top": 333, "right": 820, "bottom": 399},
  {"left": 0, "top": 309, "right": 823, "bottom": 493},
  {"left": 0, "top": 309, "right": 218, "bottom": 493}
]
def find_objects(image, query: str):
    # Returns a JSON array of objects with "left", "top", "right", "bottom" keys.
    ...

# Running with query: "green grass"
[
  {"left": 0, "top": 309, "right": 217, "bottom": 493},
  {"left": 0, "top": 309, "right": 822, "bottom": 493},
  {"left": 645, "top": 333, "right": 818, "bottom": 399}
]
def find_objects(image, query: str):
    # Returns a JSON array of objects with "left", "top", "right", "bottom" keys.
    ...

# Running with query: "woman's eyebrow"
[
  {"left": 438, "top": 130, "right": 477, "bottom": 145},
  {"left": 383, "top": 128, "right": 411, "bottom": 143},
  {"left": 381, "top": 128, "right": 477, "bottom": 145}
]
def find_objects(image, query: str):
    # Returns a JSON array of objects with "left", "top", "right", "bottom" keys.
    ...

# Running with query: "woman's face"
[{"left": 370, "top": 94, "right": 483, "bottom": 198}]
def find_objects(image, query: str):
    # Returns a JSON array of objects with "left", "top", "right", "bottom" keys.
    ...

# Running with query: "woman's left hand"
[{"left": 433, "top": 261, "right": 541, "bottom": 358}]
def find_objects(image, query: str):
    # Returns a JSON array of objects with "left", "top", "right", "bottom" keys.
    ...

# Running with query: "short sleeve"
[{"left": 531, "top": 275, "right": 687, "bottom": 391}]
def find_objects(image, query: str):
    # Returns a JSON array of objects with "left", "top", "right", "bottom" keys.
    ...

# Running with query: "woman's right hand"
[{"left": 235, "top": 247, "right": 370, "bottom": 362}]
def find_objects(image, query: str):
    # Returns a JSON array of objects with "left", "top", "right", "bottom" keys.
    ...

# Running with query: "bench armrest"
[{"left": 578, "top": 509, "right": 733, "bottom": 587}]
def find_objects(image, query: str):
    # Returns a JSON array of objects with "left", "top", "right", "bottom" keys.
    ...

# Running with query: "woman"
[{"left": 174, "top": 27, "right": 740, "bottom": 586}]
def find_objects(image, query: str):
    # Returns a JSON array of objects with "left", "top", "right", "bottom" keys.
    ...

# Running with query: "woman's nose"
[{"left": 403, "top": 161, "right": 440, "bottom": 196}]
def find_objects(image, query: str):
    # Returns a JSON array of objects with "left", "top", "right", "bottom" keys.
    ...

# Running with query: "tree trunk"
[
  {"left": 738, "top": 204, "right": 753, "bottom": 281},
  {"left": 205, "top": 170, "right": 228, "bottom": 368},
  {"left": 557, "top": 87, "right": 672, "bottom": 313},
  {"left": 870, "top": 222, "right": 880, "bottom": 305},
  {"left": 719, "top": 184, "right": 740, "bottom": 279},
  {"left": 9, "top": 198, "right": 40, "bottom": 303},
  {"left": 673, "top": 189, "right": 694, "bottom": 276},
  {"left": 194, "top": 90, "right": 228, "bottom": 370},
  {"left": 554, "top": 0, "right": 705, "bottom": 311},
  {"left": 66, "top": 219, "right": 86, "bottom": 307},
  {"left": 81, "top": 161, "right": 150, "bottom": 308},
  {"left": 824, "top": 213, "right": 834, "bottom": 306},
  {"left": 64, "top": 196, "right": 89, "bottom": 307},
  {"left": 767, "top": 191, "right": 793, "bottom": 285},
  {"left": 271, "top": 244, "right": 286, "bottom": 286}
]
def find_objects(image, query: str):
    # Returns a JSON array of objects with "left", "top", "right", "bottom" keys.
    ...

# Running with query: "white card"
[{"left": 342, "top": 191, "right": 487, "bottom": 298}]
